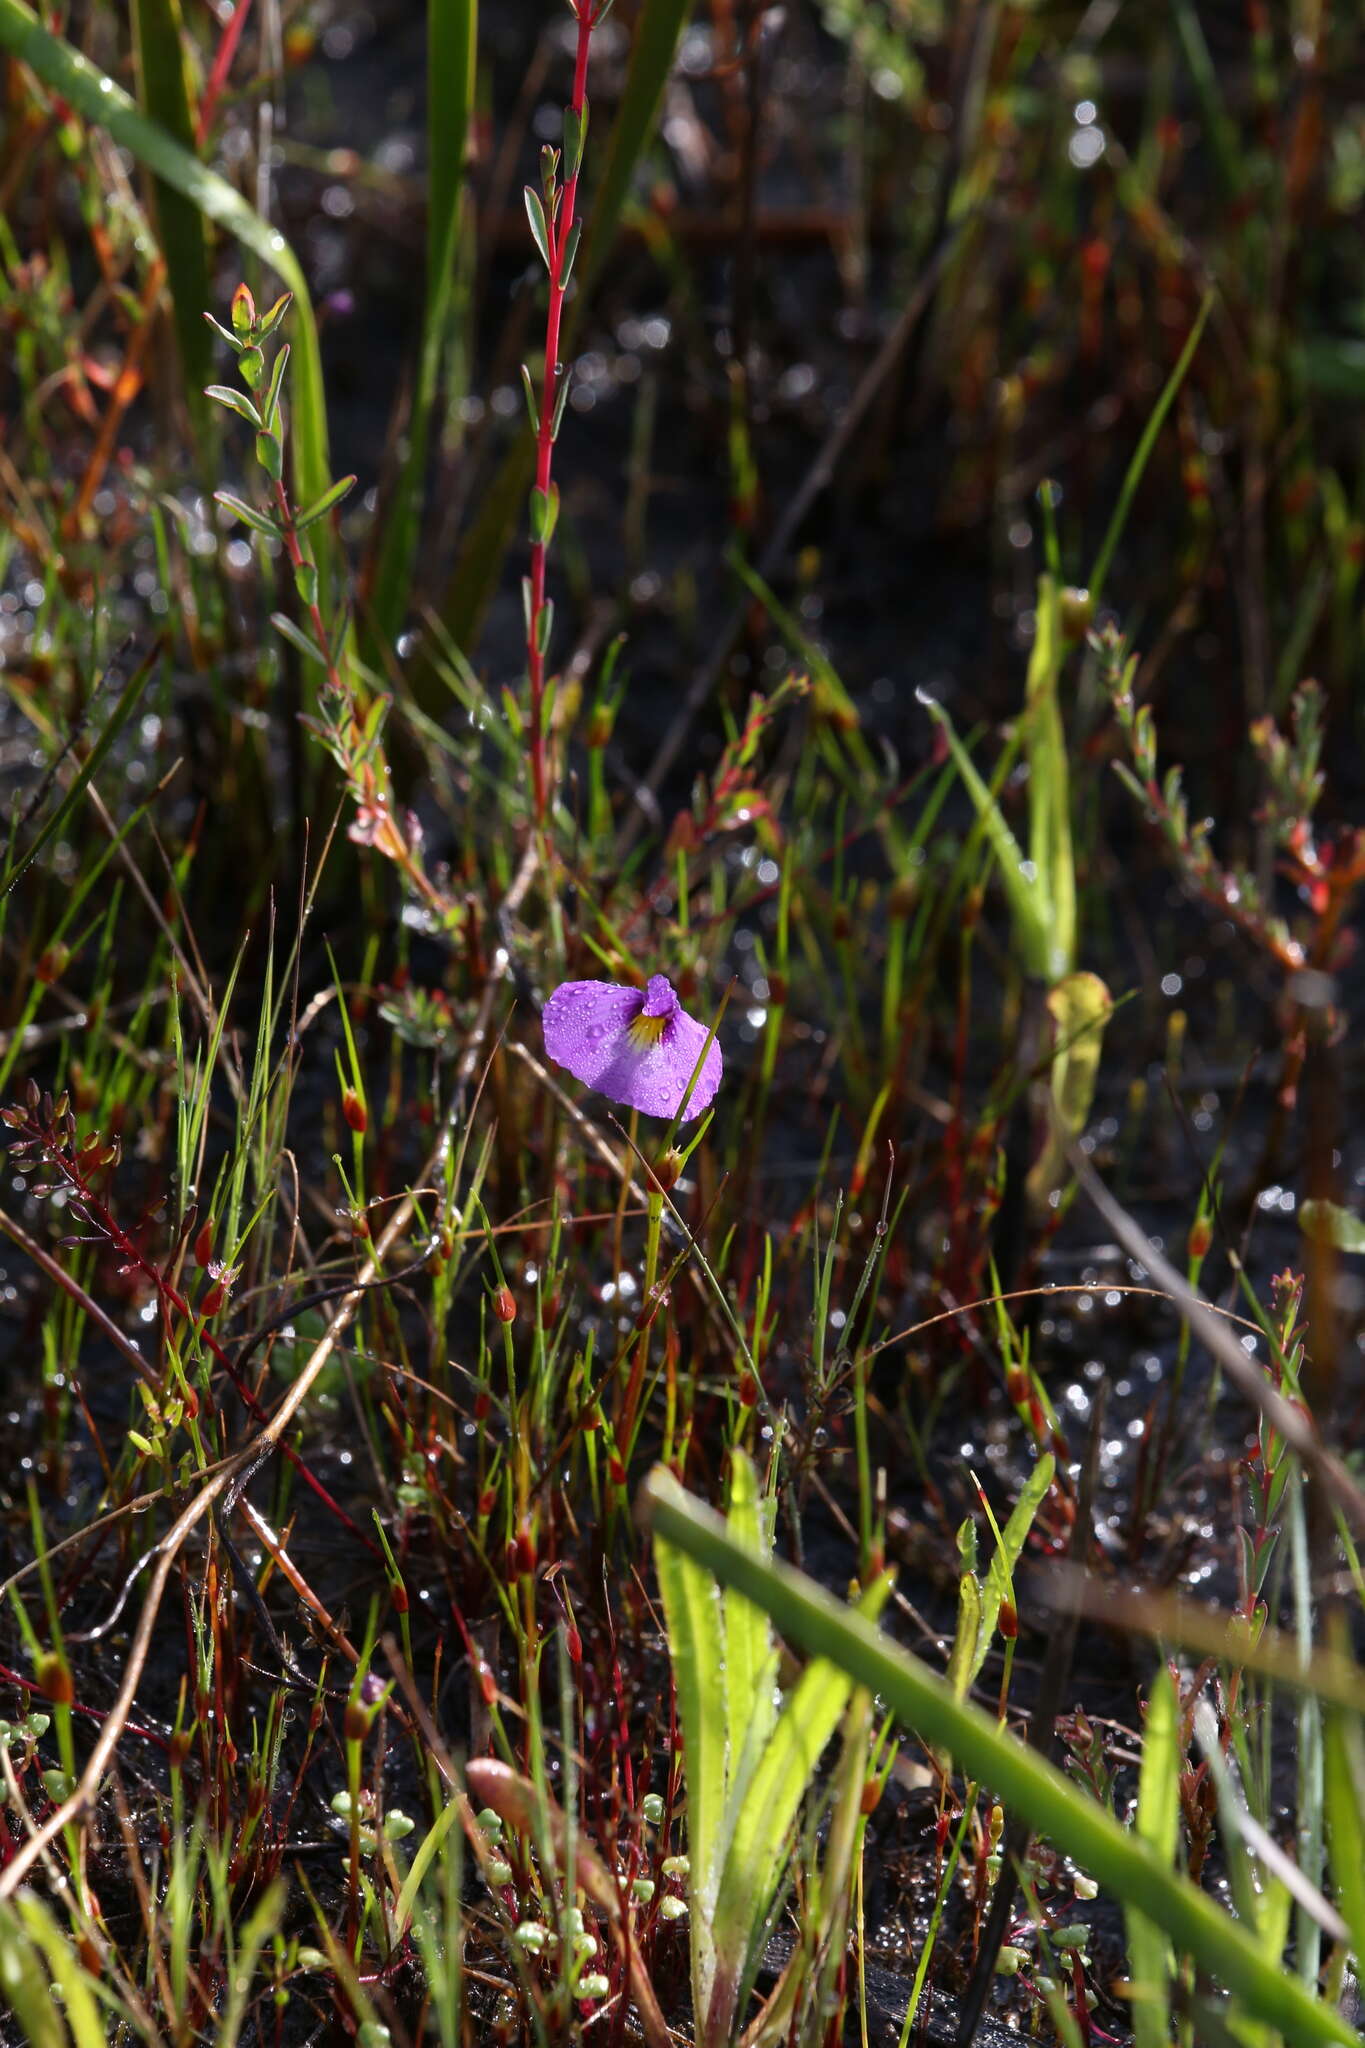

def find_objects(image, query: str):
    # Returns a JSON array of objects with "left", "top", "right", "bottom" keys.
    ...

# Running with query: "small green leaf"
[
  {"left": 296, "top": 474, "right": 357, "bottom": 532},
  {"left": 255, "top": 430, "right": 283, "bottom": 480},
  {"left": 213, "top": 489, "right": 279, "bottom": 538},
  {"left": 560, "top": 219, "right": 582, "bottom": 289},
  {"left": 520, "top": 363, "right": 540, "bottom": 436},
  {"left": 205, "top": 383, "right": 261, "bottom": 426},
  {"left": 262, "top": 340, "right": 290, "bottom": 431},
  {"left": 270, "top": 612, "right": 329, "bottom": 667},
  {"left": 563, "top": 98, "right": 588, "bottom": 180},
  {"left": 523, "top": 184, "right": 553, "bottom": 272}
]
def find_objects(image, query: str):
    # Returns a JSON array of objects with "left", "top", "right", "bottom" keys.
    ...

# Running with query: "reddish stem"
[
  {"left": 196, "top": 0, "right": 256, "bottom": 147},
  {"left": 526, "top": 3, "right": 597, "bottom": 824}
]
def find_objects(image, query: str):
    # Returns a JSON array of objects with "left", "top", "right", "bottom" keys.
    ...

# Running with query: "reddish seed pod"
[
  {"left": 477, "top": 1486, "right": 498, "bottom": 1517},
  {"left": 200, "top": 1282, "right": 226, "bottom": 1319},
  {"left": 37, "top": 1651, "right": 74, "bottom": 1705},
  {"left": 860, "top": 1774, "right": 882, "bottom": 1816},
  {"left": 478, "top": 1659, "right": 497, "bottom": 1706},
  {"left": 1187, "top": 1214, "right": 1213, "bottom": 1260},
  {"left": 194, "top": 1218, "right": 215, "bottom": 1268},
  {"left": 36, "top": 942, "right": 69, "bottom": 985},
  {"left": 342, "top": 1088, "right": 367, "bottom": 1134},
  {"left": 168, "top": 1729, "right": 192, "bottom": 1771},
  {"left": 492, "top": 1286, "right": 516, "bottom": 1325},
  {"left": 515, "top": 1523, "right": 537, "bottom": 1576},
  {"left": 391, "top": 1578, "right": 409, "bottom": 1615},
  {"left": 473, "top": 1388, "right": 492, "bottom": 1423},
  {"left": 738, "top": 1371, "right": 758, "bottom": 1409},
  {"left": 1005, "top": 1366, "right": 1029, "bottom": 1408},
  {"left": 607, "top": 1453, "right": 626, "bottom": 1487},
  {"left": 566, "top": 1626, "right": 582, "bottom": 1665},
  {"left": 343, "top": 1697, "right": 371, "bottom": 1743},
  {"left": 998, "top": 1598, "right": 1018, "bottom": 1641}
]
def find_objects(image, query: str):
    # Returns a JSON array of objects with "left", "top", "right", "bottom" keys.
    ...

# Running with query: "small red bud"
[
  {"left": 515, "top": 1524, "right": 537, "bottom": 1576},
  {"left": 36, "top": 941, "right": 69, "bottom": 985},
  {"left": 607, "top": 1452, "right": 627, "bottom": 1487},
  {"left": 998, "top": 1598, "right": 1018, "bottom": 1640},
  {"left": 492, "top": 1285, "right": 516, "bottom": 1325},
  {"left": 36, "top": 1651, "right": 73, "bottom": 1705},
  {"left": 194, "top": 1218, "right": 215, "bottom": 1267},
  {"left": 200, "top": 1281, "right": 226, "bottom": 1319},
  {"left": 477, "top": 1486, "right": 498, "bottom": 1517},
  {"left": 342, "top": 1088, "right": 367, "bottom": 1133},
  {"left": 473, "top": 1388, "right": 492, "bottom": 1422},
  {"left": 1188, "top": 1214, "right": 1213, "bottom": 1260}
]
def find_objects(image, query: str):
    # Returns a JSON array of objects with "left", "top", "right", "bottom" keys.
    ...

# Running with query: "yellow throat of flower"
[{"left": 626, "top": 1009, "right": 669, "bottom": 1049}]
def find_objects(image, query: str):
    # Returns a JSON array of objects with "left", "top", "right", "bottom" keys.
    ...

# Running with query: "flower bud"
[
  {"left": 231, "top": 283, "right": 257, "bottom": 335},
  {"left": 341, "top": 1086, "right": 367, "bottom": 1133},
  {"left": 492, "top": 1285, "right": 516, "bottom": 1325}
]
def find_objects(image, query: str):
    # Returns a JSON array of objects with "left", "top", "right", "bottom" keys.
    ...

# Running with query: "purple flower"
[{"left": 541, "top": 974, "right": 722, "bottom": 1121}]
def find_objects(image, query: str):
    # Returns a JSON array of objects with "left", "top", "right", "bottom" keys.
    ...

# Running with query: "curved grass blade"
[
  {"left": 638, "top": 1468, "right": 1362, "bottom": 2048},
  {"left": 131, "top": 0, "right": 211, "bottom": 444}
]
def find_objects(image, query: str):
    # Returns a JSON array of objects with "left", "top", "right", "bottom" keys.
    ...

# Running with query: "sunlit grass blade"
[
  {"left": 1126, "top": 1664, "right": 1178, "bottom": 2048},
  {"left": 638, "top": 1467, "right": 1363, "bottom": 2048},
  {"left": 0, "top": 0, "right": 333, "bottom": 578},
  {"left": 365, "top": 0, "right": 477, "bottom": 650},
  {"left": 922, "top": 698, "right": 1052, "bottom": 978},
  {"left": 131, "top": 0, "right": 211, "bottom": 444},
  {"left": 430, "top": 0, "right": 693, "bottom": 665}
]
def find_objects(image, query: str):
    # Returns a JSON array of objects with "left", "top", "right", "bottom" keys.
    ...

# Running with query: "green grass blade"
[
  {"left": 1126, "top": 1664, "right": 1178, "bottom": 2048},
  {"left": 430, "top": 0, "right": 693, "bottom": 665},
  {"left": 923, "top": 698, "right": 1051, "bottom": 979},
  {"left": 1, "top": 646, "right": 154, "bottom": 905},
  {"left": 130, "top": 0, "right": 211, "bottom": 444},
  {"left": 0, "top": 1900, "right": 72, "bottom": 2048},
  {"left": 1324, "top": 1704, "right": 1365, "bottom": 1969},
  {"left": 366, "top": 0, "right": 477, "bottom": 648},
  {"left": 973, "top": 1453, "right": 1055, "bottom": 1687},
  {"left": 639, "top": 1468, "right": 1362, "bottom": 2048},
  {"left": 1087, "top": 291, "right": 1211, "bottom": 613},
  {"left": 653, "top": 1487, "right": 728, "bottom": 2022},
  {"left": 0, "top": 0, "right": 332, "bottom": 567}
]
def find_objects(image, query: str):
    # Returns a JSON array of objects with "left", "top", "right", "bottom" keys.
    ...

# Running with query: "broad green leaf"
[
  {"left": 652, "top": 1470, "right": 727, "bottom": 2022},
  {"left": 944, "top": 1568, "right": 982, "bottom": 1703},
  {"left": 1026, "top": 972, "right": 1113, "bottom": 1212},
  {"left": 1300, "top": 1200, "right": 1365, "bottom": 1255},
  {"left": 708, "top": 1575, "right": 892, "bottom": 2046},
  {"left": 720, "top": 1452, "right": 779, "bottom": 1827},
  {"left": 1126, "top": 1666, "right": 1178, "bottom": 2048},
  {"left": 131, "top": 0, "right": 211, "bottom": 443},
  {"left": 639, "top": 1468, "right": 1361, "bottom": 2048}
]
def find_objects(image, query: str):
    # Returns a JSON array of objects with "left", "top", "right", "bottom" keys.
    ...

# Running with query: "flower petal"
[
  {"left": 541, "top": 980, "right": 643, "bottom": 1091},
  {"left": 541, "top": 977, "right": 722, "bottom": 1120}
]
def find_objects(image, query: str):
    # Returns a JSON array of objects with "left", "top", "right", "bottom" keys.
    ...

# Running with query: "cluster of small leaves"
[
  {"left": 2, "top": 1080, "right": 236, "bottom": 1356},
  {"left": 1237, "top": 1270, "right": 1306, "bottom": 1630},
  {"left": 665, "top": 671, "right": 809, "bottom": 859},
  {"left": 207, "top": 285, "right": 459, "bottom": 930},
  {"left": 1094, "top": 623, "right": 1305, "bottom": 970},
  {"left": 2, "top": 1079, "right": 123, "bottom": 1235}
]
